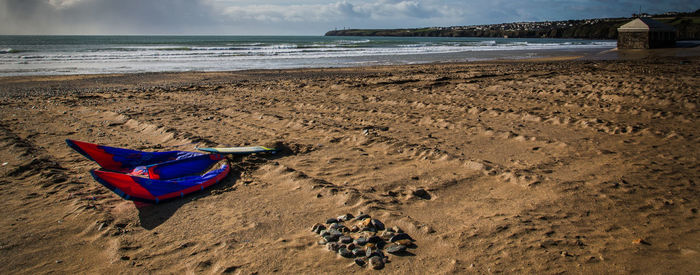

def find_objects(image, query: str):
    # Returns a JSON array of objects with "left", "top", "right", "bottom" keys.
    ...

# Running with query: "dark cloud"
[
  {"left": 0, "top": 0, "right": 220, "bottom": 34},
  {"left": 0, "top": 0, "right": 697, "bottom": 35}
]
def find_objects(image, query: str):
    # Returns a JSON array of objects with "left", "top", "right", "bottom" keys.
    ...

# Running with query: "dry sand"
[{"left": 0, "top": 55, "right": 698, "bottom": 274}]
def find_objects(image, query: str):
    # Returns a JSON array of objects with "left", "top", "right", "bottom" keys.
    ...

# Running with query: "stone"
[
  {"left": 329, "top": 223, "right": 344, "bottom": 230},
  {"left": 346, "top": 243, "right": 355, "bottom": 250},
  {"left": 358, "top": 218, "right": 372, "bottom": 227},
  {"left": 339, "top": 247, "right": 354, "bottom": 258},
  {"left": 391, "top": 226, "right": 403, "bottom": 233},
  {"left": 385, "top": 244, "right": 407, "bottom": 254},
  {"left": 412, "top": 188, "right": 431, "bottom": 199},
  {"left": 361, "top": 226, "right": 377, "bottom": 233},
  {"left": 324, "top": 234, "right": 339, "bottom": 242},
  {"left": 369, "top": 256, "right": 384, "bottom": 270},
  {"left": 354, "top": 258, "right": 366, "bottom": 267},
  {"left": 328, "top": 229, "right": 343, "bottom": 238},
  {"left": 352, "top": 248, "right": 364, "bottom": 257},
  {"left": 389, "top": 233, "right": 412, "bottom": 243},
  {"left": 311, "top": 223, "right": 326, "bottom": 234},
  {"left": 323, "top": 229, "right": 343, "bottom": 242},
  {"left": 366, "top": 247, "right": 384, "bottom": 258},
  {"left": 326, "top": 218, "right": 339, "bottom": 224},
  {"left": 354, "top": 237, "right": 368, "bottom": 246},
  {"left": 371, "top": 219, "right": 385, "bottom": 230},
  {"left": 339, "top": 236, "right": 353, "bottom": 244},
  {"left": 632, "top": 238, "right": 650, "bottom": 245},
  {"left": 317, "top": 239, "right": 327, "bottom": 246},
  {"left": 355, "top": 214, "right": 370, "bottom": 221},
  {"left": 365, "top": 247, "right": 376, "bottom": 258},
  {"left": 326, "top": 242, "right": 340, "bottom": 252},
  {"left": 350, "top": 225, "right": 360, "bottom": 232},
  {"left": 337, "top": 213, "right": 354, "bottom": 221},
  {"left": 381, "top": 231, "right": 395, "bottom": 240},
  {"left": 368, "top": 236, "right": 382, "bottom": 244}
]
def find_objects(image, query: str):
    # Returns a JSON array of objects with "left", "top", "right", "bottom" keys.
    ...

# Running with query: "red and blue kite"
[{"left": 66, "top": 139, "right": 230, "bottom": 203}]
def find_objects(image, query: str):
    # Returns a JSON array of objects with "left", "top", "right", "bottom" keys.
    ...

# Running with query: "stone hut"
[{"left": 617, "top": 18, "right": 676, "bottom": 49}]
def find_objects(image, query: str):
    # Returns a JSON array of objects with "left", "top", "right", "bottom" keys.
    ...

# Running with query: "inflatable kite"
[{"left": 66, "top": 139, "right": 229, "bottom": 203}]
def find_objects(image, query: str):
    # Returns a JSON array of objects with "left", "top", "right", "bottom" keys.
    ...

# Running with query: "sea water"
[{"left": 0, "top": 36, "right": 616, "bottom": 76}]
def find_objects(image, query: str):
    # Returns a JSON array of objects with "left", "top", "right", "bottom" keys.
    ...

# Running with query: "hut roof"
[{"left": 618, "top": 18, "right": 676, "bottom": 32}]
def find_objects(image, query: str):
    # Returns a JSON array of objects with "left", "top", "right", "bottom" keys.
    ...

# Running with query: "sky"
[{"left": 0, "top": 0, "right": 697, "bottom": 35}]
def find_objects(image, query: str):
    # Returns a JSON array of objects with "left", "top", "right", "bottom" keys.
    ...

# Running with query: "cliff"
[{"left": 326, "top": 10, "right": 700, "bottom": 40}]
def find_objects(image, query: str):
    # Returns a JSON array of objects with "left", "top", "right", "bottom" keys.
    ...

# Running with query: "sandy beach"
[{"left": 0, "top": 53, "right": 698, "bottom": 274}]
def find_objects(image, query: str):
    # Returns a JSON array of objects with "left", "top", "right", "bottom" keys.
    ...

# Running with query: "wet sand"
[{"left": 0, "top": 54, "right": 699, "bottom": 274}]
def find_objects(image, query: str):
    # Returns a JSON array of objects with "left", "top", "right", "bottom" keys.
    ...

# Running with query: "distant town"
[{"left": 326, "top": 10, "right": 700, "bottom": 40}]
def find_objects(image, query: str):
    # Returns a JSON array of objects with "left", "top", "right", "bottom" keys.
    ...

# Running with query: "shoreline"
[
  {"left": 2, "top": 46, "right": 699, "bottom": 98},
  {"left": 2, "top": 43, "right": 699, "bottom": 82}
]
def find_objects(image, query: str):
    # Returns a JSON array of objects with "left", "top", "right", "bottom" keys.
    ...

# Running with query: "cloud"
[
  {"left": 217, "top": 1, "right": 454, "bottom": 23},
  {"left": 47, "top": 0, "right": 86, "bottom": 9},
  {"left": 0, "top": 0, "right": 220, "bottom": 34},
  {"left": 0, "top": 0, "right": 696, "bottom": 35}
]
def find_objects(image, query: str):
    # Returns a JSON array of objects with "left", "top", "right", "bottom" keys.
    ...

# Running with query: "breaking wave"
[{"left": 0, "top": 36, "right": 616, "bottom": 76}]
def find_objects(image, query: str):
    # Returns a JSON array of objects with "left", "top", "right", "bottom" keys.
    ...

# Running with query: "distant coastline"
[{"left": 326, "top": 9, "right": 700, "bottom": 40}]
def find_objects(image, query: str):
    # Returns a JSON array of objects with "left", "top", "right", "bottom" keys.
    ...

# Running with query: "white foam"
[{"left": 0, "top": 38, "right": 616, "bottom": 76}]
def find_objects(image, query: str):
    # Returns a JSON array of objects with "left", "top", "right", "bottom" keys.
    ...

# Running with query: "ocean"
[{"left": 0, "top": 36, "right": 616, "bottom": 76}]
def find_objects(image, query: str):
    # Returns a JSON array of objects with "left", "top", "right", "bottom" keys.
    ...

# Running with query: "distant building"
[{"left": 617, "top": 18, "right": 676, "bottom": 49}]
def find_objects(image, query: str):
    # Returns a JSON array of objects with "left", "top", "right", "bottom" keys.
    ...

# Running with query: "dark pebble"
[
  {"left": 326, "top": 218, "right": 339, "bottom": 224},
  {"left": 326, "top": 242, "right": 340, "bottom": 252},
  {"left": 329, "top": 223, "right": 343, "bottom": 230},
  {"left": 311, "top": 223, "right": 326, "bottom": 234},
  {"left": 339, "top": 236, "right": 353, "bottom": 244},
  {"left": 366, "top": 247, "right": 384, "bottom": 258},
  {"left": 352, "top": 248, "right": 364, "bottom": 257},
  {"left": 354, "top": 258, "right": 366, "bottom": 267},
  {"left": 355, "top": 214, "right": 371, "bottom": 221},
  {"left": 371, "top": 219, "right": 385, "bottom": 230},
  {"left": 354, "top": 237, "right": 368, "bottom": 246},
  {"left": 368, "top": 236, "right": 382, "bottom": 244},
  {"left": 412, "top": 188, "right": 431, "bottom": 199},
  {"left": 369, "top": 256, "right": 384, "bottom": 270},
  {"left": 338, "top": 247, "right": 354, "bottom": 258},
  {"left": 319, "top": 229, "right": 328, "bottom": 236},
  {"left": 385, "top": 244, "right": 407, "bottom": 254},
  {"left": 324, "top": 235, "right": 339, "bottom": 242},
  {"left": 389, "top": 233, "right": 412, "bottom": 243},
  {"left": 328, "top": 229, "right": 343, "bottom": 238}
]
